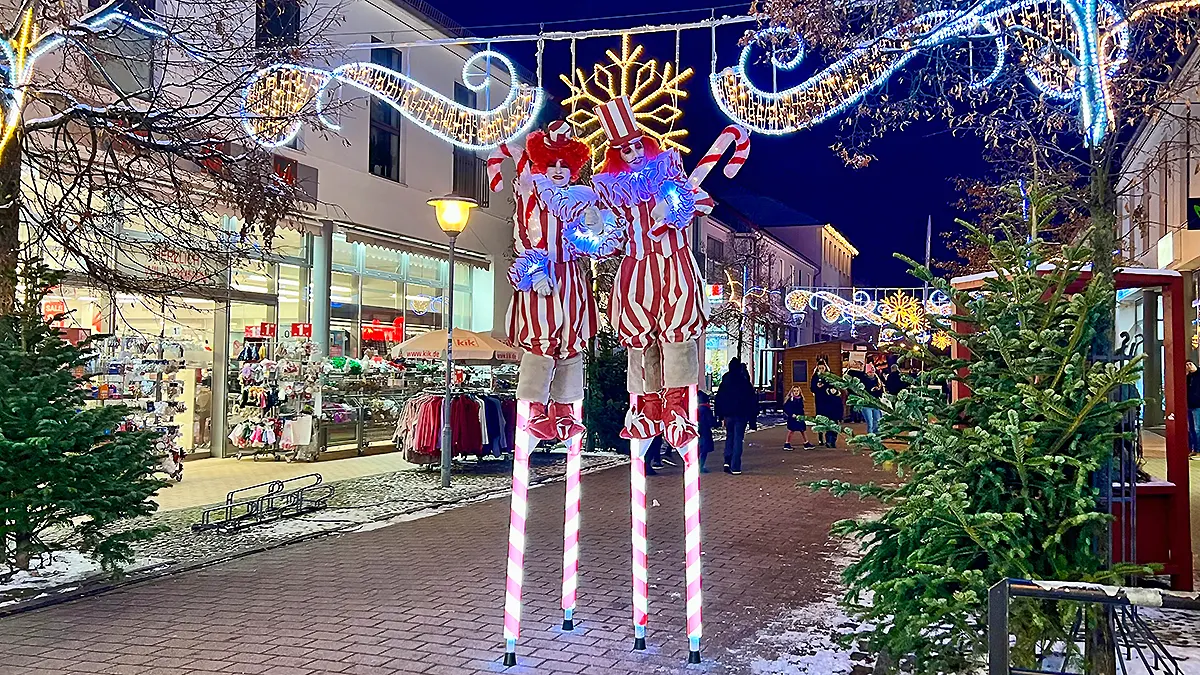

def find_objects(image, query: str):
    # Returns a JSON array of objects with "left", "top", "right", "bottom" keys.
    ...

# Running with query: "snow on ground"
[{"left": 1, "top": 551, "right": 166, "bottom": 598}]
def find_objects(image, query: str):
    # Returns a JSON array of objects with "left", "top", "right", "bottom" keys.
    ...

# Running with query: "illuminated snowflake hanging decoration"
[
  {"left": 930, "top": 331, "right": 955, "bottom": 350},
  {"left": 561, "top": 34, "right": 694, "bottom": 168},
  {"left": 880, "top": 292, "right": 925, "bottom": 332}
]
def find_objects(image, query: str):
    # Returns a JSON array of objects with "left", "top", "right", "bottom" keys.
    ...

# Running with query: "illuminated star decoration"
[
  {"left": 561, "top": 34, "right": 694, "bottom": 168},
  {"left": 711, "top": 0, "right": 1200, "bottom": 147},
  {"left": 0, "top": 5, "right": 170, "bottom": 158},
  {"left": 241, "top": 50, "right": 544, "bottom": 151}
]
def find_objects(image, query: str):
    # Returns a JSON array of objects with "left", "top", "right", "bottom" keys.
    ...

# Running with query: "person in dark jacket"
[
  {"left": 716, "top": 359, "right": 757, "bottom": 474},
  {"left": 697, "top": 389, "right": 715, "bottom": 472},
  {"left": 810, "top": 362, "right": 844, "bottom": 448},
  {"left": 782, "top": 384, "right": 814, "bottom": 450},
  {"left": 1187, "top": 361, "right": 1200, "bottom": 456},
  {"left": 885, "top": 363, "right": 907, "bottom": 397}
]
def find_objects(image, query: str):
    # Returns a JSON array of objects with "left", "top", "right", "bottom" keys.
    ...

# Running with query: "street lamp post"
[{"left": 428, "top": 195, "right": 477, "bottom": 488}]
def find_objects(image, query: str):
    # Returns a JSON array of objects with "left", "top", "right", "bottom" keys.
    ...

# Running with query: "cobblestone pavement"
[{"left": 0, "top": 425, "right": 887, "bottom": 675}]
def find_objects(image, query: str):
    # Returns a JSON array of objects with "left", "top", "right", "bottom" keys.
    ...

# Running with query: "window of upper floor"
[
  {"left": 451, "top": 81, "right": 489, "bottom": 207},
  {"left": 368, "top": 39, "right": 403, "bottom": 182},
  {"left": 88, "top": 0, "right": 157, "bottom": 99}
]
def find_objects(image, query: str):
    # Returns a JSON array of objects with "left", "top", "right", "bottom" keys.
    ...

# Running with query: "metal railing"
[{"left": 988, "top": 578, "right": 1200, "bottom": 675}]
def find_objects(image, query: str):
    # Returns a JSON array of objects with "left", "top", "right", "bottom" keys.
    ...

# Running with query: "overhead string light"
[
  {"left": 709, "top": 0, "right": 1139, "bottom": 146},
  {"left": 241, "top": 49, "right": 544, "bottom": 151}
]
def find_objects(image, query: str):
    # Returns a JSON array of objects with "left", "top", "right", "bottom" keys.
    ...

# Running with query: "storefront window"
[
  {"left": 404, "top": 282, "right": 442, "bottom": 339},
  {"left": 330, "top": 271, "right": 359, "bottom": 357},
  {"left": 277, "top": 264, "right": 308, "bottom": 328},
  {"left": 408, "top": 253, "right": 443, "bottom": 285},
  {"left": 271, "top": 228, "right": 306, "bottom": 260},
  {"left": 363, "top": 245, "right": 404, "bottom": 276},
  {"left": 333, "top": 233, "right": 357, "bottom": 269},
  {"left": 232, "top": 262, "right": 277, "bottom": 295}
]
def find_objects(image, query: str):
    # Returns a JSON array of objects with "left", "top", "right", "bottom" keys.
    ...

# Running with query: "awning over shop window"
[{"left": 340, "top": 225, "right": 491, "bottom": 270}]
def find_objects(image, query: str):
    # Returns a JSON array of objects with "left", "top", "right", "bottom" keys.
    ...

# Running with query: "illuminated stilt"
[
  {"left": 630, "top": 434, "right": 651, "bottom": 650},
  {"left": 502, "top": 401, "right": 532, "bottom": 667},
  {"left": 681, "top": 384, "right": 703, "bottom": 663},
  {"left": 561, "top": 401, "right": 583, "bottom": 631}
]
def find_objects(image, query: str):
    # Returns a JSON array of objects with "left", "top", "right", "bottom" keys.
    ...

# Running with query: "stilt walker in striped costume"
[
  {"left": 487, "top": 121, "right": 609, "bottom": 667},
  {"left": 590, "top": 95, "right": 749, "bottom": 664}
]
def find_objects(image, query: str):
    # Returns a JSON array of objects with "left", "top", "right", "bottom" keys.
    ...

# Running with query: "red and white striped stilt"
[
  {"left": 630, "top": 433, "right": 651, "bottom": 650},
  {"left": 682, "top": 384, "right": 704, "bottom": 663},
  {"left": 502, "top": 401, "right": 533, "bottom": 666},
  {"left": 561, "top": 401, "right": 584, "bottom": 631}
]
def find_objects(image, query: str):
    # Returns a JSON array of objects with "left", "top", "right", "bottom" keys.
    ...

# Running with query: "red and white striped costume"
[
  {"left": 490, "top": 144, "right": 599, "bottom": 361},
  {"left": 593, "top": 149, "right": 712, "bottom": 350}
]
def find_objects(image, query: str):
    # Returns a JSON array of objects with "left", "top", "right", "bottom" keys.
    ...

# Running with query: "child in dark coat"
[
  {"left": 697, "top": 389, "right": 715, "bottom": 472},
  {"left": 782, "top": 384, "right": 814, "bottom": 450}
]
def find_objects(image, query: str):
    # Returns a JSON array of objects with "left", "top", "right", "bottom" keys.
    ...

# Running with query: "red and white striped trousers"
[
  {"left": 609, "top": 249, "right": 708, "bottom": 349},
  {"left": 506, "top": 259, "right": 598, "bottom": 360}
]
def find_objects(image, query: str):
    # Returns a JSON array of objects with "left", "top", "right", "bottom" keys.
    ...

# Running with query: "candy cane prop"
[
  {"left": 682, "top": 384, "right": 703, "bottom": 663},
  {"left": 561, "top": 401, "right": 584, "bottom": 631},
  {"left": 630, "top": 433, "right": 652, "bottom": 650},
  {"left": 502, "top": 401, "right": 533, "bottom": 667},
  {"left": 688, "top": 124, "right": 750, "bottom": 189},
  {"left": 487, "top": 141, "right": 529, "bottom": 193}
]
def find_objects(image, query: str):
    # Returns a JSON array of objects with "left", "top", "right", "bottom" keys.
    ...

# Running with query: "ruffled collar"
[
  {"left": 530, "top": 175, "right": 596, "bottom": 224},
  {"left": 591, "top": 150, "right": 687, "bottom": 207}
]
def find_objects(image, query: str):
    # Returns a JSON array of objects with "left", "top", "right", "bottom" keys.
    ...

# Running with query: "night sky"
[{"left": 432, "top": 1, "right": 993, "bottom": 286}]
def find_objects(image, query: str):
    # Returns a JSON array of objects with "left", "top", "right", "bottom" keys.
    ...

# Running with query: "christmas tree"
[
  {"left": 584, "top": 329, "right": 628, "bottom": 452},
  {"left": 0, "top": 261, "right": 165, "bottom": 575},
  {"left": 813, "top": 187, "right": 1147, "bottom": 672}
]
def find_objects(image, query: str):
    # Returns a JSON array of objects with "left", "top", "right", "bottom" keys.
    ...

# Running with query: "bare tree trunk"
[{"left": 0, "top": 129, "right": 21, "bottom": 315}]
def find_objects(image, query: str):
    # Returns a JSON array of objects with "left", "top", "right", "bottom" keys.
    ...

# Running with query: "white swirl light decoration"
[
  {"left": 241, "top": 50, "right": 544, "bottom": 151},
  {"left": 784, "top": 289, "right": 811, "bottom": 312},
  {"left": 710, "top": 0, "right": 1132, "bottom": 146}
]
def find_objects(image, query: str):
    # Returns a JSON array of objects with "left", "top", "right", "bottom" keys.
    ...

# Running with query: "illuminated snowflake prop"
[
  {"left": 880, "top": 292, "right": 925, "bottom": 332},
  {"left": 561, "top": 34, "right": 694, "bottom": 168}
]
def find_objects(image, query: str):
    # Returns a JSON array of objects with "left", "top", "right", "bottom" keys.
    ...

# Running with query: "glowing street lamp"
[{"left": 427, "top": 195, "right": 477, "bottom": 488}]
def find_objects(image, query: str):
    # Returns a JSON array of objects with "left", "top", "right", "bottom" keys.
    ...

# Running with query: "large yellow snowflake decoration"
[
  {"left": 560, "top": 34, "right": 694, "bottom": 168},
  {"left": 930, "top": 332, "right": 954, "bottom": 350},
  {"left": 879, "top": 292, "right": 924, "bottom": 333}
]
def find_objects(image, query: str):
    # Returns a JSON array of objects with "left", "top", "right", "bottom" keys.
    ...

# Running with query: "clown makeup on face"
[
  {"left": 546, "top": 159, "right": 571, "bottom": 187},
  {"left": 619, "top": 138, "right": 647, "bottom": 169}
]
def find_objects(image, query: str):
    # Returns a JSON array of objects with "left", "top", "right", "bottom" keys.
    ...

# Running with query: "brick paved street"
[{"left": 0, "top": 426, "right": 886, "bottom": 675}]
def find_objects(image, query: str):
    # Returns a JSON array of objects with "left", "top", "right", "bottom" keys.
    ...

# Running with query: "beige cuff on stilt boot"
[
  {"left": 626, "top": 347, "right": 648, "bottom": 395},
  {"left": 549, "top": 354, "right": 584, "bottom": 403},
  {"left": 517, "top": 352, "right": 557, "bottom": 439},
  {"left": 661, "top": 340, "right": 699, "bottom": 389},
  {"left": 517, "top": 352, "right": 554, "bottom": 403}
]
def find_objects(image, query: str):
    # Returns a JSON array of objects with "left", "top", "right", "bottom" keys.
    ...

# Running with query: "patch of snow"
[{"left": 1, "top": 551, "right": 103, "bottom": 592}]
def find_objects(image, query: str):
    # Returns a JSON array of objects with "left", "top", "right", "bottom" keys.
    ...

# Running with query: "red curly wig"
[
  {"left": 525, "top": 130, "right": 591, "bottom": 180},
  {"left": 597, "top": 136, "right": 662, "bottom": 175}
]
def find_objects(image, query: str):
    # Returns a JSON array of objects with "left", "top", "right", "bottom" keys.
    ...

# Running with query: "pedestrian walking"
[
  {"left": 1188, "top": 361, "right": 1200, "bottom": 459},
  {"left": 697, "top": 389, "right": 715, "bottom": 472},
  {"left": 810, "top": 362, "right": 843, "bottom": 448},
  {"left": 885, "top": 363, "right": 907, "bottom": 397},
  {"left": 782, "top": 384, "right": 814, "bottom": 451},
  {"left": 854, "top": 362, "right": 885, "bottom": 434},
  {"left": 716, "top": 359, "right": 757, "bottom": 474}
]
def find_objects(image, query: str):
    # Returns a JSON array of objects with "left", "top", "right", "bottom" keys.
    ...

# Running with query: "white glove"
[{"left": 532, "top": 277, "right": 553, "bottom": 296}]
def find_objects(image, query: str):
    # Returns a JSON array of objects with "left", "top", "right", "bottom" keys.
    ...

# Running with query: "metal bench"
[{"left": 192, "top": 473, "right": 334, "bottom": 533}]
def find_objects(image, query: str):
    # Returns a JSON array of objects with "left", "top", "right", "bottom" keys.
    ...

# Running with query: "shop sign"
[
  {"left": 136, "top": 241, "right": 222, "bottom": 284},
  {"left": 361, "top": 317, "right": 404, "bottom": 342},
  {"left": 42, "top": 299, "right": 67, "bottom": 320},
  {"left": 244, "top": 325, "right": 263, "bottom": 338},
  {"left": 260, "top": 322, "right": 277, "bottom": 337},
  {"left": 706, "top": 284, "right": 723, "bottom": 301},
  {"left": 290, "top": 322, "right": 313, "bottom": 338}
]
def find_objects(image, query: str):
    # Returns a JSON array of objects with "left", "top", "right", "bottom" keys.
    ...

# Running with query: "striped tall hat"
[{"left": 596, "top": 96, "right": 643, "bottom": 147}]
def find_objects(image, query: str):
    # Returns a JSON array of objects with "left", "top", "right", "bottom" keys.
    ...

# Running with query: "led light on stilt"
[
  {"left": 683, "top": 384, "right": 703, "bottom": 663},
  {"left": 561, "top": 401, "right": 584, "bottom": 631},
  {"left": 502, "top": 401, "right": 533, "bottom": 666},
  {"left": 630, "top": 433, "right": 651, "bottom": 650}
]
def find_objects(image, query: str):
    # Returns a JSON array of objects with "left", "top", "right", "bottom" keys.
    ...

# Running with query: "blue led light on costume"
[
  {"left": 661, "top": 181, "right": 696, "bottom": 229},
  {"left": 508, "top": 250, "right": 555, "bottom": 293},
  {"left": 241, "top": 49, "right": 544, "bottom": 151},
  {"left": 711, "top": 0, "right": 1134, "bottom": 146}
]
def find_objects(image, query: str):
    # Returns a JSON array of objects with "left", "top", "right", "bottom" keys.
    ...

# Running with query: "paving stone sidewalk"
[{"left": 0, "top": 426, "right": 887, "bottom": 675}]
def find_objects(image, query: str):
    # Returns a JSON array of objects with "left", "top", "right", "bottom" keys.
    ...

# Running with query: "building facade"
[{"left": 28, "top": 0, "right": 524, "bottom": 459}]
